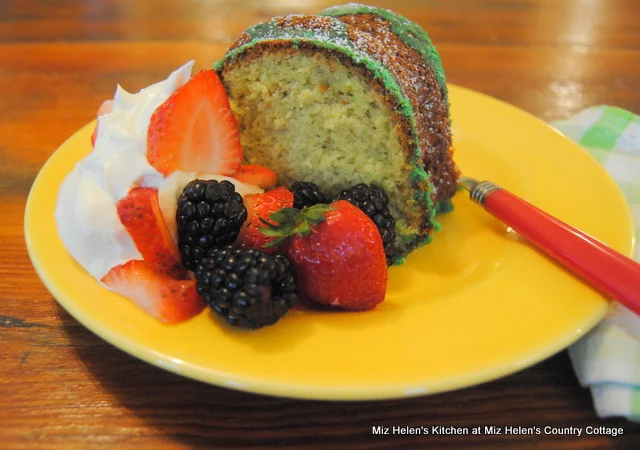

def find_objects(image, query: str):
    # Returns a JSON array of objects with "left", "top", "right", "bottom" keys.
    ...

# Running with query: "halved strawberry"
[
  {"left": 232, "top": 165, "right": 277, "bottom": 189},
  {"left": 147, "top": 69, "right": 243, "bottom": 176},
  {"left": 236, "top": 187, "right": 294, "bottom": 253},
  {"left": 117, "top": 187, "right": 186, "bottom": 279},
  {"left": 90, "top": 99, "right": 114, "bottom": 147},
  {"left": 101, "top": 260, "right": 205, "bottom": 324}
]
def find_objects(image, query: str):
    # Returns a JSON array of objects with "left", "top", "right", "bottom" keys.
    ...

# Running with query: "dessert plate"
[{"left": 25, "top": 85, "right": 635, "bottom": 400}]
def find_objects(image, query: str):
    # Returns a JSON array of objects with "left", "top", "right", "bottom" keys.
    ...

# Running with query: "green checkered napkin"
[{"left": 551, "top": 106, "right": 640, "bottom": 422}]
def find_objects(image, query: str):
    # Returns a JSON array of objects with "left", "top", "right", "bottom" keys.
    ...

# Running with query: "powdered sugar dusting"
[
  {"left": 214, "top": 9, "right": 457, "bottom": 247},
  {"left": 337, "top": 13, "right": 456, "bottom": 203}
]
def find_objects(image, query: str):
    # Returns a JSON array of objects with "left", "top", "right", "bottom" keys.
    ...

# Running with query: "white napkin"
[{"left": 552, "top": 106, "right": 640, "bottom": 422}]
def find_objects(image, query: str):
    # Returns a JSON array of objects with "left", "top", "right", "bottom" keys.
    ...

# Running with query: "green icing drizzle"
[
  {"left": 436, "top": 198, "right": 454, "bottom": 215},
  {"left": 215, "top": 17, "right": 349, "bottom": 70},
  {"left": 409, "top": 168, "right": 439, "bottom": 248},
  {"left": 320, "top": 3, "right": 448, "bottom": 103},
  {"left": 391, "top": 256, "right": 407, "bottom": 266},
  {"left": 216, "top": 17, "right": 412, "bottom": 117},
  {"left": 214, "top": 11, "right": 442, "bottom": 258}
]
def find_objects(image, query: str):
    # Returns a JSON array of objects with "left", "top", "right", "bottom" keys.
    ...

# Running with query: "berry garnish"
[
  {"left": 117, "top": 187, "right": 186, "bottom": 279},
  {"left": 177, "top": 180, "right": 248, "bottom": 271},
  {"left": 260, "top": 201, "right": 388, "bottom": 311},
  {"left": 232, "top": 165, "right": 277, "bottom": 189},
  {"left": 147, "top": 69, "right": 243, "bottom": 176},
  {"left": 335, "top": 183, "right": 397, "bottom": 265},
  {"left": 102, "top": 260, "right": 205, "bottom": 324},
  {"left": 290, "top": 181, "right": 327, "bottom": 209},
  {"left": 236, "top": 187, "right": 294, "bottom": 253},
  {"left": 194, "top": 246, "right": 298, "bottom": 329}
]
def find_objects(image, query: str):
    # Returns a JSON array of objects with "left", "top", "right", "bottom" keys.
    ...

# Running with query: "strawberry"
[
  {"left": 262, "top": 201, "right": 388, "bottom": 310},
  {"left": 90, "top": 99, "right": 114, "bottom": 146},
  {"left": 97, "top": 99, "right": 114, "bottom": 116},
  {"left": 91, "top": 126, "right": 98, "bottom": 147},
  {"left": 232, "top": 165, "right": 277, "bottom": 189},
  {"left": 147, "top": 69, "right": 243, "bottom": 176},
  {"left": 117, "top": 187, "right": 186, "bottom": 279},
  {"left": 101, "top": 260, "right": 205, "bottom": 324},
  {"left": 236, "top": 187, "right": 294, "bottom": 253}
]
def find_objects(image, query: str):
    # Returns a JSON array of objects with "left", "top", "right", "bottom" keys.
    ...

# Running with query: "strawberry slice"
[
  {"left": 236, "top": 187, "right": 294, "bottom": 253},
  {"left": 101, "top": 260, "right": 205, "bottom": 324},
  {"left": 117, "top": 187, "right": 186, "bottom": 279},
  {"left": 232, "top": 165, "right": 277, "bottom": 189},
  {"left": 90, "top": 99, "right": 114, "bottom": 147},
  {"left": 147, "top": 69, "right": 243, "bottom": 176},
  {"left": 91, "top": 127, "right": 98, "bottom": 147}
]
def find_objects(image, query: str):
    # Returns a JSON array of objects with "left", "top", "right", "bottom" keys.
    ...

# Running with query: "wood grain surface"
[{"left": 2, "top": 0, "right": 640, "bottom": 448}]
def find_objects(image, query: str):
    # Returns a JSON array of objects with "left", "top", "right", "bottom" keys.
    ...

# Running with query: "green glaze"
[
  {"left": 391, "top": 256, "right": 407, "bottom": 266},
  {"left": 320, "top": 3, "right": 448, "bottom": 103},
  {"left": 214, "top": 10, "right": 444, "bottom": 257},
  {"left": 214, "top": 16, "right": 415, "bottom": 121},
  {"left": 436, "top": 198, "right": 454, "bottom": 214},
  {"left": 409, "top": 166, "right": 439, "bottom": 244}
]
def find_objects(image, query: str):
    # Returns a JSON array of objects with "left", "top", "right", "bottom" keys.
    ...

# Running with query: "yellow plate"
[{"left": 25, "top": 86, "right": 635, "bottom": 400}]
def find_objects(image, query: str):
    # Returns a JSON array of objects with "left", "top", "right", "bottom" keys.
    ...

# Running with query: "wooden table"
[{"left": 3, "top": 0, "right": 639, "bottom": 448}]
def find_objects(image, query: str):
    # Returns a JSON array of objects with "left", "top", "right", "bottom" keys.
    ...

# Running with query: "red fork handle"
[{"left": 481, "top": 188, "right": 640, "bottom": 315}]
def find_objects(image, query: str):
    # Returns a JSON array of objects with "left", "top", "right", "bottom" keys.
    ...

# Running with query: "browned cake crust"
[
  {"left": 218, "top": 39, "right": 435, "bottom": 241},
  {"left": 222, "top": 12, "right": 458, "bottom": 208},
  {"left": 214, "top": 7, "right": 458, "bottom": 259},
  {"left": 335, "top": 13, "right": 458, "bottom": 205}
]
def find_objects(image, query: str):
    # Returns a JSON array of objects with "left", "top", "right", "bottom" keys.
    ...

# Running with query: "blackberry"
[
  {"left": 194, "top": 246, "right": 298, "bottom": 329},
  {"left": 177, "top": 180, "right": 248, "bottom": 271},
  {"left": 335, "top": 183, "right": 397, "bottom": 265},
  {"left": 291, "top": 181, "right": 327, "bottom": 209}
]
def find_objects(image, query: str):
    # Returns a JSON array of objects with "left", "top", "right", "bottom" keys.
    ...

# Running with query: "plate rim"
[{"left": 25, "top": 85, "right": 635, "bottom": 400}]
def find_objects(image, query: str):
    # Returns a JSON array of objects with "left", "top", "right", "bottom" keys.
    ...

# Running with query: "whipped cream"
[{"left": 55, "top": 61, "right": 262, "bottom": 280}]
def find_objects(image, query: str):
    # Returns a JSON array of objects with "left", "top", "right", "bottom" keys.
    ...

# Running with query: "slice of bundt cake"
[{"left": 214, "top": 3, "right": 458, "bottom": 263}]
